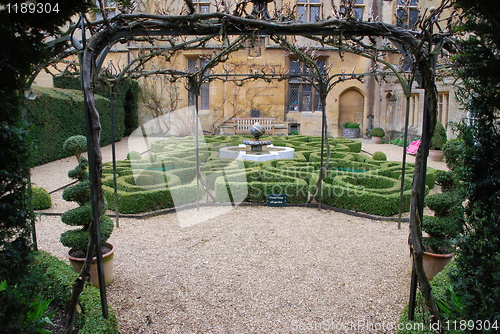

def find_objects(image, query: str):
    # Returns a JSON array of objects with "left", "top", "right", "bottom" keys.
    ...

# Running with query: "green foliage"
[
  {"left": 435, "top": 170, "right": 457, "bottom": 192},
  {"left": 30, "top": 251, "right": 118, "bottom": 333},
  {"left": 450, "top": 0, "right": 500, "bottom": 324},
  {"left": 442, "top": 138, "right": 463, "bottom": 171},
  {"left": 25, "top": 87, "right": 126, "bottom": 165},
  {"left": 30, "top": 186, "right": 52, "bottom": 210},
  {"left": 62, "top": 179, "right": 91, "bottom": 205},
  {"left": 430, "top": 121, "right": 447, "bottom": 150},
  {"left": 53, "top": 76, "right": 140, "bottom": 136},
  {"left": 60, "top": 138, "right": 112, "bottom": 251},
  {"left": 342, "top": 122, "right": 360, "bottom": 129},
  {"left": 372, "top": 151, "right": 387, "bottom": 161},
  {"left": 63, "top": 135, "right": 87, "bottom": 160},
  {"left": 60, "top": 216, "right": 114, "bottom": 251},
  {"left": 0, "top": 279, "right": 55, "bottom": 334},
  {"left": 99, "top": 135, "right": 437, "bottom": 216},
  {"left": 398, "top": 263, "right": 462, "bottom": 333},
  {"left": 370, "top": 127, "right": 385, "bottom": 138},
  {"left": 127, "top": 150, "right": 142, "bottom": 160},
  {"left": 423, "top": 178, "right": 463, "bottom": 254},
  {"left": 289, "top": 130, "right": 299, "bottom": 135},
  {"left": 390, "top": 137, "right": 410, "bottom": 147}
]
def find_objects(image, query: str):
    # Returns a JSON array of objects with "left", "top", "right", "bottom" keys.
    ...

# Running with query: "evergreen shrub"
[
  {"left": 26, "top": 87, "right": 125, "bottom": 165},
  {"left": 430, "top": 121, "right": 447, "bottom": 150},
  {"left": 370, "top": 127, "right": 385, "bottom": 138},
  {"left": 372, "top": 151, "right": 387, "bottom": 161},
  {"left": 30, "top": 187, "right": 52, "bottom": 210},
  {"left": 30, "top": 251, "right": 118, "bottom": 333}
]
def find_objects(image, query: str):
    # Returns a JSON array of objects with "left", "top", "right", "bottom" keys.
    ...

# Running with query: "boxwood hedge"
[{"left": 102, "top": 135, "right": 436, "bottom": 216}]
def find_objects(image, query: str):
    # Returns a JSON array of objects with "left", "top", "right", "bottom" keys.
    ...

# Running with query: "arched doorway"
[{"left": 338, "top": 88, "right": 365, "bottom": 134}]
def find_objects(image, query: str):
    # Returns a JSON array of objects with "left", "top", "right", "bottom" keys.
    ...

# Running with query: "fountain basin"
[{"left": 219, "top": 144, "right": 295, "bottom": 161}]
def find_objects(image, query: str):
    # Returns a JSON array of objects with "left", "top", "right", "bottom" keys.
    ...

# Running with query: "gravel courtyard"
[{"left": 32, "top": 138, "right": 447, "bottom": 333}]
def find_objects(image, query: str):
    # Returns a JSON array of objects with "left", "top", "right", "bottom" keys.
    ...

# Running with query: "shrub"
[
  {"left": 60, "top": 136, "right": 113, "bottom": 251},
  {"left": 422, "top": 173, "right": 463, "bottom": 254},
  {"left": 30, "top": 251, "right": 118, "bottom": 333},
  {"left": 342, "top": 122, "right": 360, "bottom": 129},
  {"left": 442, "top": 138, "right": 463, "bottom": 170},
  {"left": 30, "top": 186, "right": 52, "bottom": 210},
  {"left": 430, "top": 121, "right": 447, "bottom": 150},
  {"left": 127, "top": 151, "right": 142, "bottom": 160},
  {"left": 372, "top": 151, "right": 387, "bottom": 161},
  {"left": 25, "top": 87, "right": 128, "bottom": 166},
  {"left": 63, "top": 135, "right": 87, "bottom": 160},
  {"left": 370, "top": 127, "right": 385, "bottom": 138},
  {"left": 435, "top": 170, "right": 457, "bottom": 191}
]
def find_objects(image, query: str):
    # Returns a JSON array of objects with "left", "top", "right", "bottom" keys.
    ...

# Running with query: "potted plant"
[
  {"left": 421, "top": 170, "right": 463, "bottom": 280},
  {"left": 61, "top": 135, "right": 115, "bottom": 287},
  {"left": 342, "top": 122, "right": 360, "bottom": 138},
  {"left": 370, "top": 127, "right": 385, "bottom": 144},
  {"left": 429, "top": 121, "right": 447, "bottom": 161}
]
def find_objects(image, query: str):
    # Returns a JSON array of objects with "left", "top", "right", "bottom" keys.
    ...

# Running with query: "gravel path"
[{"left": 32, "top": 137, "right": 447, "bottom": 333}]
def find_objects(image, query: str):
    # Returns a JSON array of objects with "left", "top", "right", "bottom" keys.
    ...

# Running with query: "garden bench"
[{"left": 233, "top": 117, "right": 276, "bottom": 135}]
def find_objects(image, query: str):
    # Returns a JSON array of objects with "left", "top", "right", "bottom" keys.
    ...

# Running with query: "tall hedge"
[
  {"left": 53, "top": 75, "right": 139, "bottom": 136},
  {"left": 26, "top": 87, "right": 126, "bottom": 165}
]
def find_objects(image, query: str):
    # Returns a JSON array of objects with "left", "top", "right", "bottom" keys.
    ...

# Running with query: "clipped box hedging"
[
  {"left": 101, "top": 135, "right": 437, "bottom": 216},
  {"left": 310, "top": 171, "right": 416, "bottom": 216},
  {"left": 30, "top": 251, "right": 118, "bottom": 333},
  {"left": 215, "top": 169, "right": 308, "bottom": 203},
  {"left": 103, "top": 179, "right": 202, "bottom": 214},
  {"left": 27, "top": 87, "right": 125, "bottom": 165}
]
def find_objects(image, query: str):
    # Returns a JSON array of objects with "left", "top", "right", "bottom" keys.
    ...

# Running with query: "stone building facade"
[{"left": 36, "top": 0, "right": 462, "bottom": 139}]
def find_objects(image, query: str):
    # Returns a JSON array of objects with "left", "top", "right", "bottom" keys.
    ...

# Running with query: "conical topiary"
[
  {"left": 430, "top": 121, "right": 447, "bottom": 150},
  {"left": 60, "top": 135, "right": 113, "bottom": 252}
]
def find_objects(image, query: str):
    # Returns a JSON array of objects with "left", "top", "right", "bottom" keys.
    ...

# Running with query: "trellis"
[{"left": 68, "top": 2, "right": 454, "bottom": 333}]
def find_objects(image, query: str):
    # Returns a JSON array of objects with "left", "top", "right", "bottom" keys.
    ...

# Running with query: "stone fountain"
[{"left": 219, "top": 122, "right": 294, "bottom": 161}]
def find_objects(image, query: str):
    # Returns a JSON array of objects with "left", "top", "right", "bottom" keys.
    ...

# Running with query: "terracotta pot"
[
  {"left": 428, "top": 149, "right": 444, "bottom": 162},
  {"left": 423, "top": 251, "right": 452, "bottom": 281},
  {"left": 371, "top": 136, "right": 383, "bottom": 144},
  {"left": 68, "top": 242, "right": 115, "bottom": 287}
]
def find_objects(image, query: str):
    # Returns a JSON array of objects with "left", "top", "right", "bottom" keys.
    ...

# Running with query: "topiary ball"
[
  {"left": 63, "top": 135, "right": 87, "bottom": 159},
  {"left": 127, "top": 151, "right": 142, "bottom": 160},
  {"left": 31, "top": 186, "right": 52, "bottom": 210},
  {"left": 370, "top": 127, "right": 385, "bottom": 138},
  {"left": 372, "top": 151, "right": 387, "bottom": 161}
]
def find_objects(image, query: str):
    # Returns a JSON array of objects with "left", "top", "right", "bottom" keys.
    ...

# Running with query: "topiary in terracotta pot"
[
  {"left": 61, "top": 135, "right": 114, "bottom": 287},
  {"left": 370, "top": 127, "right": 385, "bottom": 144},
  {"left": 429, "top": 121, "right": 447, "bottom": 161}
]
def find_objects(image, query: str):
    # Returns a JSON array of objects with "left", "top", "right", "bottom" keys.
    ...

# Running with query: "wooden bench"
[{"left": 233, "top": 117, "right": 276, "bottom": 135}]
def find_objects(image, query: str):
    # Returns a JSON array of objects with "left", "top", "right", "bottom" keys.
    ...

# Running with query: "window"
[
  {"left": 409, "top": 93, "right": 420, "bottom": 127},
  {"left": 353, "top": 0, "right": 364, "bottom": 21},
  {"left": 94, "top": 0, "right": 117, "bottom": 20},
  {"left": 339, "top": 0, "right": 364, "bottom": 20},
  {"left": 438, "top": 92, "right": 449, "bottom": 126},
  {"left": 396, "top": 0, "right": 419, "bottom": 29},
  {"left": 297, "top": 0, "right": 321, "bottom": 22},
  {"left": 188, "top": 58, "right": 210, "bottom": 110},
  {"left": 288, "top": 59, "right": 326, "bottom": 112},
  {"left": 194, "top": 0, "right": 210, "bottom": 13}
]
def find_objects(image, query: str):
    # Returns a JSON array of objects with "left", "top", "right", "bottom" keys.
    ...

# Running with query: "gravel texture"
[{"left": 32, "top": 137, "right": 447, "bottom": 333}]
